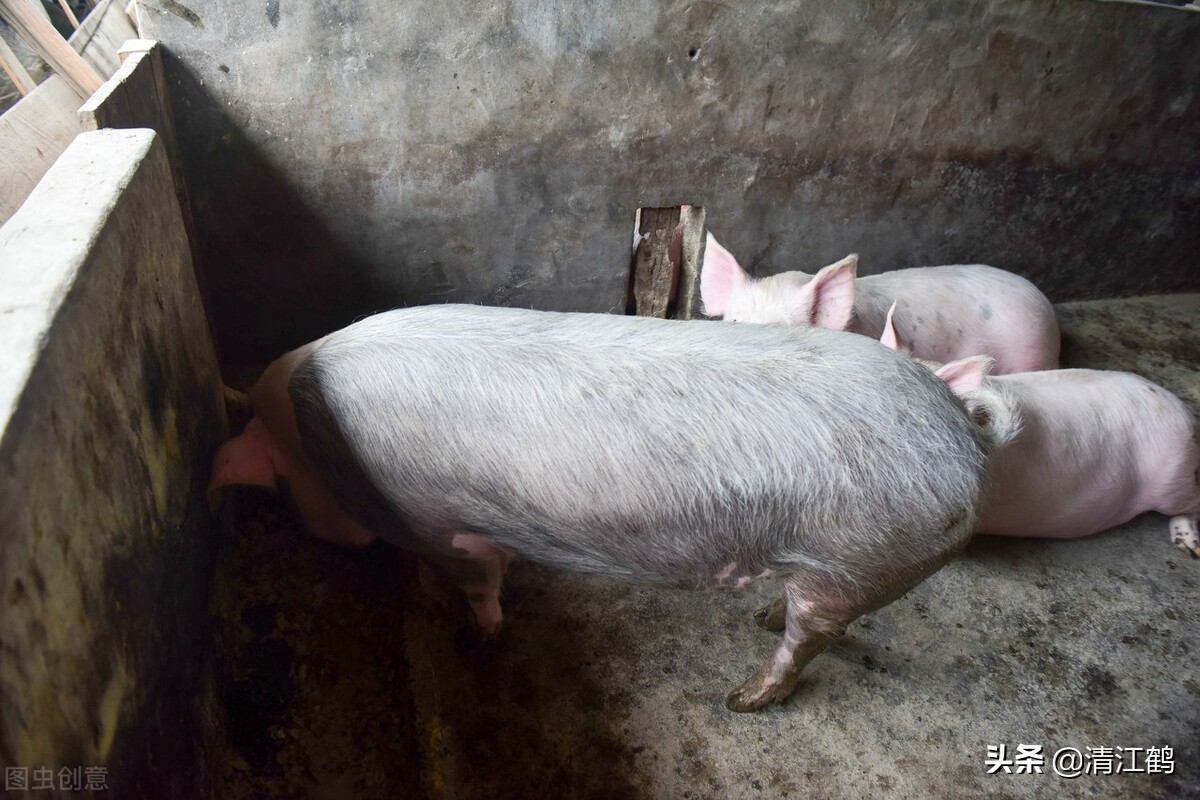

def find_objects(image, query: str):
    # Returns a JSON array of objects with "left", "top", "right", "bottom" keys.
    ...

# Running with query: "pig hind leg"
[
  {"left": 1169, "top": 515, "right": 1199, "bottom": 558},
  {"left": 753, "top": 596, "right": 787, "bottom": 632},
  {"left": 728, "top": 549, "right": 962, "bottom": 712},
  {"left": 726, "top": 576, "right": 850, "bottom": 712}
]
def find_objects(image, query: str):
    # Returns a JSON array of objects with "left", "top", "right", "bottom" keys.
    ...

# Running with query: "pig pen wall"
[
  {"left": 135, "top": 0, "right": 1200, "bottom": 364},
  {"left": 0, "top": 129, "right": 226, "bottom": 796}
]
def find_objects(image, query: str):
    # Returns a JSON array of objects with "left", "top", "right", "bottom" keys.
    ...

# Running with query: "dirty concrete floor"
[
  {"left": 213, "top": 495, "right": 422, "bottom": 799},
  {"left": 217, "top": 295, "right": 1199, "bottom": 799}
]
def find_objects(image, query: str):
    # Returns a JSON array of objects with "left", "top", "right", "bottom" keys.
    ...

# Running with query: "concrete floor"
[{"left": 219, "top": 295, "right": 1199, "bottom": 799}]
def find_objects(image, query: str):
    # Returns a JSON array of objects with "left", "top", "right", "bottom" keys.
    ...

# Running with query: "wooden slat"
[
  {"left": 0, "top": 74, "right": 78, "bottom": 223},
  {"left": 0, "top": 0, "right": 102, "bottom": 100},
  {"left": 0, "top": 30, "right": 36, "bottom": 95},
  {"left": 673, "top": 204, "right": 707, "bottom": 321},
  {"left": 55, "top": 0, "right": 79, "bottom": 29},
  {"left": 1, "top": 0, "right": 145, "bottom": 225}
]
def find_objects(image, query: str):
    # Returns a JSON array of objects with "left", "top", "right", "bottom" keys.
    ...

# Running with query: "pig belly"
[{"left": 978, "top": 457, "right": 1149, "bottom": 539}]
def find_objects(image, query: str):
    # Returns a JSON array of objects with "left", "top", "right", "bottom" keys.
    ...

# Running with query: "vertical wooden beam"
[
  {"left": 626, "top": 204, "right": 708, "bottom": 320},
  {"left": 628, "top": 206, "right": 683, "bottom": 318}
]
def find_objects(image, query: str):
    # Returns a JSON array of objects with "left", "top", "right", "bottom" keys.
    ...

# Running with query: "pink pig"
[
  {"left": 700, "top": 233, "right": 1060, "bottom": 374},
  {"left": 880, "top": 304, "right": 1200, "bottom": 555}
]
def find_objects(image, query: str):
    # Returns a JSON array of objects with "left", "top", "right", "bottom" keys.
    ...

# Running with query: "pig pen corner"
[{"left": 1, "top": 0, "right": 1199, "bottom": 798}]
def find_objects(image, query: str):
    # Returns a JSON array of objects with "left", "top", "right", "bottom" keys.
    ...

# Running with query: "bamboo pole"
[{"left": 0, "top": 0, "right": 101, "bottom": 99}]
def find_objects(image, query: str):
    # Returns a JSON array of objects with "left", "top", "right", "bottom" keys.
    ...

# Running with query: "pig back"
[{"left": 288, "top": 305, "right": 987, "bottom": 588}]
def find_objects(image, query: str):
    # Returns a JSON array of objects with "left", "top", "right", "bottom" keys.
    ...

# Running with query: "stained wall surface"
[
  {"left": 138, "top": 0, "right": 1200, "bottom": 360},
  {"left": 0, "top": 129, "right": 226, "bottom": 797}
]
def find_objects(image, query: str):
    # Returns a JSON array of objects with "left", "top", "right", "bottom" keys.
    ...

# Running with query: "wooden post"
[
  {"left": 627, "top": 206, "right": 683, "bottom": 318},
  {"left": 626, "top": 204, "right": 708, "bottom": 320},
  {"left": 0, "top": 0, "right": 103, "bottom": 99}
]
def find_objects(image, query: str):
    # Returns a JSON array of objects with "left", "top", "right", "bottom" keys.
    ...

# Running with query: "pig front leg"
[
  {"left": 1169, "top": 515, "right": 1199, "bottom": 558},
  {"left": 428, "top": 533, "right": 515, "bottom": 635}
]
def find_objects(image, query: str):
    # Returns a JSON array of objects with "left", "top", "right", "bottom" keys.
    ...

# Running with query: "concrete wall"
[
  {"left": 139, "top": 0, "right": 1200, "bottom": 363},
  {"left": 0, "top": 129, "right": 225, "bottom": 797}
]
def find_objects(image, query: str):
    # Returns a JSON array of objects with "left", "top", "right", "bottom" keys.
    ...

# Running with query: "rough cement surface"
[
  {"left": 219, "top": 294, "right": 1198, "bottom": 799},
  {"left": 138, "top": 0, "right": 1200, "bottom": 364},
  {"left": 0, "top": 129, "right": 226, "bottom": 796}
]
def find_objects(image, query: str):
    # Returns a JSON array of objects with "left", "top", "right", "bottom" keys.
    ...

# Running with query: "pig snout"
[
  {"left": 207, "top": 416, "right": 277, "bottom": 512},
  {"left": 208, "top": 407, "right": 379, "bottom": 550}
]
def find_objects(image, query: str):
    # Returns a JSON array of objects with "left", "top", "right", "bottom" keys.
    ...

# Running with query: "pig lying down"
[
  {"left": 879, "top": 305, "right": 1200, "bottom": 556},
  {"left": 700, "top": 233, "right": 1060, "bottom": 374},
  {"left": 210, "top": 304, "right": 1005, "bottom": 711}
]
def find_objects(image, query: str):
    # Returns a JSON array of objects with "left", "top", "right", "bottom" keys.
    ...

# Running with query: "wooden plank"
[
  {"left": 69, "top": 0, "right": 137, "bottom": 78},
  {"left": 0, "top": 31, "right": 36, "bottom": 94},
  {"left": 0, "top": 0, "right": 102, "bottom": 100},
  {"left": 79, "top": 42, "right": 188, "bottom": 235},
  {"left": 79, "top": 45, "right": 145, "bottom": 130},
  {"left": 0, "top": 0, "right": 134, "bottom": 224},
  {"left": 0, "top": 74, "right": 78, "bottom": 223},
  {"left": 627, "top": 206, "right": 683, "bottom": 318}
]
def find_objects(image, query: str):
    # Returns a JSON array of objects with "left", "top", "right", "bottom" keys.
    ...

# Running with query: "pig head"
[{"left": 208, "top": 340, "right": 377, "bottom": 550}]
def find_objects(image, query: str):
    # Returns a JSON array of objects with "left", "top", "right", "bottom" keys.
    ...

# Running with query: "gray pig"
[{"left": 209, "top": 304, "right": 1005, "bottom": 711}]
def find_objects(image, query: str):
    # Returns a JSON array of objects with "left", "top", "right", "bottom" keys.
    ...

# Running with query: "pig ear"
[
  {"left": 879, "top": 301, "right": 912, "bottom": 353},
  {"left": 207, "top": 417, "right": 277, "bottom": 512},
  {"left": 934, "top": 356, "right": 996, "bottom": 394},
  {"left": 787, "top": 254, "right": 857, "bottom": 329},
  {"left": 700, "top": 233, "right": 751, "bottom": 317}
]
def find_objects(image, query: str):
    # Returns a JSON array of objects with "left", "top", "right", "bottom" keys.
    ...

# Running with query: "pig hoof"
[
  {"left": 725, "top": 676, "right": 794, "bottom": 713},
  {"left": 1168, "top": 516, "right": 1199, "bottom": 558},
  {"left": 753, "top": 598, "right": 787, "bottom": 632}
]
